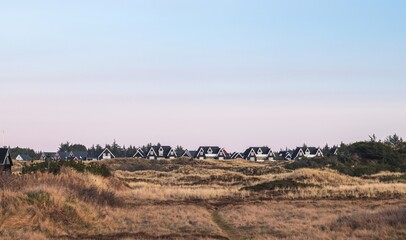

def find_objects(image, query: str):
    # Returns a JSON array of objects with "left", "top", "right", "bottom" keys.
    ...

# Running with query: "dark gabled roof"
[
  {"left": 58, "top": 152, "right": 69, "bottom": 160},
  {"left": 71, "top": 151, "right": 88, "bottom": 159},
  {"left": 147, "top": 146, "right": 173, "bottom": 157},
  {"left": 98, "top": 148, "right": 115, "bottom": 159},
  {"left": 243, "top": 147, "right": 272, "bottom": 158},
  {"left": 0, "top": 148, "right": 9, "bottom": 164},
  {"left": 330, "top": 147, "right": 338, "bottom": 154},
  {"left": 133, "top": 148, "right": 145, "bottom": 158},
  {"left": 307, "top": 147, "right": 319, "bottom": 155},
  {"left": 291, "top": 147, "right": 304, "bottom": 159},
  {"left": 189, "top": 151, "right": 197, "bottom": 158},
  {"left": 0, "top": 148, "right": 13, "bottom": 166},
  {"left": 277, "top": 151, "right": 292, "bottom": 159},
  {"left": 231, "top": 152, "right": 244, "bottom": 159},
  {"left": 197, "top": 146, "right": 221, "bottom": 154},
  {"left": 176, "top": 149, "right": 192, "bottom": 158},
  {"left": 175, "top": 149, "right": 185, "bottom": 157},
  {"left": 18, "top": 154, "right": 32, "bottom": 161}
]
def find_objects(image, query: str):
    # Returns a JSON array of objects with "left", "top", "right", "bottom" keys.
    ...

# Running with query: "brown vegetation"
[{"left": 1, "top": 159, "right": 405, "bottom": 239}]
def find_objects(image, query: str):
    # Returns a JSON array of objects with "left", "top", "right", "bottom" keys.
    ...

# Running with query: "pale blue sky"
[{"left": 1, "top": 0, "right": 405, "bottom": 151}]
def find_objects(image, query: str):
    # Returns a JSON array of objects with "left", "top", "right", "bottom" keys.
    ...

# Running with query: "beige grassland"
[{"left": 0, "top": 158, "right": 405, "bottom": 239}]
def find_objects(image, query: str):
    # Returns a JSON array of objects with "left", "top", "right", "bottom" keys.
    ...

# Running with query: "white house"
[
  {"left": 243, "top": 147, "right": 275, "bottom": 162},
  {"left": 98, "top": 148, "right": 115, "bottom": 160}
]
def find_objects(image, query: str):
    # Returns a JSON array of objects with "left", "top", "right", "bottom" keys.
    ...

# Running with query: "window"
[{"left": 159, "top": 148, "right": 164, "bottom": 156}]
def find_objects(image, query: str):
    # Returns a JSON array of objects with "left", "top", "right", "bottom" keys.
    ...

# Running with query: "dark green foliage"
[
  {"left": 85, "top": 162, "right": 111, "bottom": 177},
  {"left": 286, "top": 140, "right": 406, "bottom": 176},
  {"left": 58, "top": 142, "right": 87, "bottom": 152},
  {"left": 22, "top": 161, "right": 111, "bottom": 177},
  {"left": 242, "top": 180, "right": 317, "bottom": 192},
  {"left": 10, "top": 147, "right": 39, "bottom": 160}
]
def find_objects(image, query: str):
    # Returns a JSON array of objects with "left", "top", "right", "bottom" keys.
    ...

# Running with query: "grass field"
[{"left": 1, "top": 158, "right": 405, "bottom": 239}]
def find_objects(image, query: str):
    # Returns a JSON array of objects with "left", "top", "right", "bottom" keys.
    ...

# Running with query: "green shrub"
[
  {"left": 22, "top": 161, "right": 111, "bottom": 177},
  {"left": 241, "top": 180, "right": 318, "bottom": 192}
]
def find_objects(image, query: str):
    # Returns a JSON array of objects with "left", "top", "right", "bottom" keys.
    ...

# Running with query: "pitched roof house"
[
  {"left": 145, "top": 146, "right": 176, "bottom": 160},
  {"left": 277, "top": 151, "right": 292, "bottom": 160},
  {"left": 230, "top": 152, "right": 244, "bottom": 159},
  {"left": 55, "top": 151, "right": 88, "bottom": 161},
  {"left": 16, "top": 154, "right": 32, "bottom": 161},
  {"left": 98, "top": 148, "right": 115, "bottom": 160},
  {"left": 132, "top": 148, "right": 145, "bottom": 158},
  {"left": 304, "top": 147, "right": 324, "bottom": 158},
  {"left": 330, "top": 147, "right": 338, "bottom": 155},
  {"left": 189, "top": 150, "right": 197, "bottom": 158},
  {"left": 69, "top": 151, "right": 88, "bottom": 160},
  {"left": 0, "top": 148, "right": 13, "bottom": 171},
  {"left": 243, "top": 147, "right": 275, "bottom": 162},
  {"left": 292, "top": 147, "right": 324, "bottom": 159},
  {"left": 291, "top": 148, "right": 305, "bottom": 160},
  {"left": 195, "top": 146, "right": 228, "bottom": 160},
  {"left": 176, "top": 149, "right": 193, "bottom": 159},
  {"left": 39, "top": 152, "right": 57, "bottom": 161}
]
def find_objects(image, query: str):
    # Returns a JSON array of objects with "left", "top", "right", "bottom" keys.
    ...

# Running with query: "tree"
[
  {"left": 384, "top": 134, "right": 403, "bottom": 148},
  {"left": 369, "top": 134, "right": 377, "bottom": 142},
  {"left": 322, "top": 144, "right": 330, "bottom": 156},
  {"left": 58, "top": 142, "right": 87, "bottom": 152},
  {"left": 175, "top": 145, "right": 184, "bottom": 151}
]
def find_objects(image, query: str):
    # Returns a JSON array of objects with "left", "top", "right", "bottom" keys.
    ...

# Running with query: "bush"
[
  {"left": 241, "top": 180, "right": 318, "bottom": 192},
  {"left": 22, "top": 161, "right": 111, "bottom": 177}
]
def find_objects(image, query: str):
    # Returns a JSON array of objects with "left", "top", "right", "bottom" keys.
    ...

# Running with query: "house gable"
[
  {"left": 98, "top": 148, "right": 115, "bottom": 160},
  {"left": 181, "top": 150, "right": 192, "bottom": 158},
  {"left": 133, "top": 148, "right": 145, "bottom": 158},
  {"left": 147, "top": 147, "right": 157, "bottom": 157},
  {"left": 0, "top": 148, "right": 13, "bottom": 171},
  {"left": 167, "top": 148, "right": 177, "bottom": 157}
]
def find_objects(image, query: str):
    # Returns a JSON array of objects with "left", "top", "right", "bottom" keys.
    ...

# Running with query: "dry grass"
[
  {"left": 271, "top": 168, "right": 371, "bottom": 186},
  {"left": 1, "top": 159, "right": 406, "bottom": 239},
  {"left": 286, "top": 183, "right": 406, "bottom": 199},
  {"left": 218, "top": 200, "right": 406, "bottom": 240},
  {"left": 125, "top": 182, "right": 249, "bottom": 201}
]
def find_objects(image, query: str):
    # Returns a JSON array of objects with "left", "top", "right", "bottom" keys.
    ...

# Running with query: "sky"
[{"left": 1, "top": 0, "right": 405, "bottom": 152}]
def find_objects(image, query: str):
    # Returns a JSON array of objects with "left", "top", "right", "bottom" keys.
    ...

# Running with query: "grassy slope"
[{"left": 0, "top": 159, "right": 405, "bottom": 239}]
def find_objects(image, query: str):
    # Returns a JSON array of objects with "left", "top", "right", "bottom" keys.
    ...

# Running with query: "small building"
[
  {"left": 175, "top": 149, "right": 193, "bottom": 159},
  {"left": 230, "top": 152, "right": 244, "bottom": 159},
  {"left": 195, "top": 146, "right": 228, "bottom": 160},
  {"left": 292, "top": 147, "right": 323, "bottom": 159},
  {"left": 98, "top": 148, "right": 115, "bottom": 160},
  {"left": 132, "top": 148, "right": 145, "bottom": 158},
  {"left": 145, "top": 146, "right": 176, "bottom": 160},
  {"left": 16, "top": 154, "right": 32, "bottom": 161},
  {"left": 277, "top": 151, "right": 292, "bottom": 160},
  {"left": 243, "top": 147, "right": 275, "bottom": 162},
  {"left": 189, "top": 150, "right": 197, "bottom": 159},
  {"left": 39, "top": 152, "right": 57, "bottom": 161},
  {"left": 303, "top": 147, "right": 324, "bottom": 158},
  {"left": 69, "top": 151, "right": 88, "bottom": 160},
  {"left": 0, "top": 148, "right": 13, "bottom": 171},
  {"left": 330, "top": 147, "right": 338, "bottom": 155}
]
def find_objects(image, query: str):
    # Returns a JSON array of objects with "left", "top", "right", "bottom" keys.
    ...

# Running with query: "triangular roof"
[
  {"left": 133, "top": 148, "right": 145, "bottom": 158},
  {"left": 17, "top": 154, "right": 32, "bottom": 161},
  {"left": 0, "top": 148, "right": 13, "bottom": 166},
  {"left": 98, "top": 148, "right": 115, "bottom": 159}
]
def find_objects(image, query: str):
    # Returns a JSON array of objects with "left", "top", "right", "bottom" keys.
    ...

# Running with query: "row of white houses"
[{"left": 38, "top": 146, "right": 336, "bottom": 162}]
